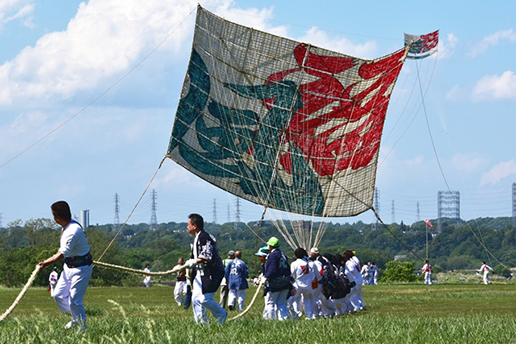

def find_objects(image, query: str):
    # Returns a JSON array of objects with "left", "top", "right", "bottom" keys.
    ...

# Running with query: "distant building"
[{"left": 80, "top": 210, "right": 90, "bottom": 228}]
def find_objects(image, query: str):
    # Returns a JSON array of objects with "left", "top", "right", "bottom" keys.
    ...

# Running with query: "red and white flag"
[
  {"left": 424, "top": 219, "right": 433, "bottom": 228},
  {"left": 404, "top": 30, "right": 439, "bottom": 59}
]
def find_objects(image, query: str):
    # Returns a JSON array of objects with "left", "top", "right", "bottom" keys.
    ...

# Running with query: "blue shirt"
[{"left": 225, "top": 257, "right": 249, "bottom": 290}]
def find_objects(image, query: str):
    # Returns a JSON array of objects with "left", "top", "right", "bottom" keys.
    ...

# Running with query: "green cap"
[{"left": 267, "top": 237, "right": 280, "bottom": 248}]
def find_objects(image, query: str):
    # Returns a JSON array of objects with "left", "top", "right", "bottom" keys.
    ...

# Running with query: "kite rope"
[
  {"left": 228, "top": 279, "right": 263, "bottom": 321},
  {"left": 371, "top": 208, "right": 425, "bottom": 262},
  {"left": 95, "top": 260, "right": 263, "bottom": 322},
  {"left": 0, "top": 265, "right": 41, "bottom": 323},
  {"left": 414, "top": 60, "right": 509, "bottom": 270},
  {"left": 94, "top": 260, "right": 184, "bottom": 276}
]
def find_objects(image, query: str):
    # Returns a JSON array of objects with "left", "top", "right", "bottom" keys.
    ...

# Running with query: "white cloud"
[
  {"left": 0, "top": 0, "right": 290, "bottom": 107},
  {"left": 445, "top": 85, "right": 466, "bottom": 100},
  {"left": 297, "top": 26, "right": 378, "bottom": 58},
  {"left": 479, "top": 160, "right": 516, "bottom": 186},
  {"left": 437, "top": 33, "right": 458, "bottom": 60},
  {"left": 0, "top": 0, "right": 204, "bottom": 106},
  {"left": 450, "top": 153, "right": 486, "bottom": 172},
  {"left": 473, "top": 70, "right": 516, "bottom": 100},
  {"left": 213, "top": 2, "right": 289, "bottom": 37},
  {"left": 469, "top": 29, "right": 516, "bottom": 57},
  {"left": 0, "top": 0, "right": 34, "bottom": 28}
]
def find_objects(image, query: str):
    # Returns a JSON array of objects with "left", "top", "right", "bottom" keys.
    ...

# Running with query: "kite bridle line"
[{"left": 413, "top": 58, "right": 508, "bottom": 270}]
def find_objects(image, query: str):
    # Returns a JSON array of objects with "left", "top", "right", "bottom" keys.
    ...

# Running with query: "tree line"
[{"left": 0, "top": 216, "right": 515, "bottom": 287}]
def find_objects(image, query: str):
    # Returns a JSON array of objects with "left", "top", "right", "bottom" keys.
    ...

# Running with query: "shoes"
[
  {"left": 65, "top": 321, "right": 77, "bottom": 330},
  {"left": 65, "top": 320, "right": 87, "bottom": 332}
]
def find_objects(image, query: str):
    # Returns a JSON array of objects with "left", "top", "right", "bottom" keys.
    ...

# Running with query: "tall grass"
[{"left": 1, "top": 283, "right": 515, "bottom": 343}]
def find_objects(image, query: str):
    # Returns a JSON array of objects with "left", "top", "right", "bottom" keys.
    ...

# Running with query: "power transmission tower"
[
  {"left": 373, "top": 187, "right": 380, "bottom": 230},
  {"left": 234, "top": 197, "right": 241, "bottom": 229},
  {"left": 227, "top": 204, "right": 231, "bottom": 223},
  {"left": 150, "top": 189, "right": 157, "bottom": 230},
  {"left": 416, "top": 201, "right": 420, "bottom": 223},
  {"left": 437, "top": 191, "right": 460, "bottom": 231},
  {"left": 114, "top": 193, "right": 120, "bottom": 231},
  {"left": 391, "top": 200, "right": 395, "bottom": 224},
  {"left": 212, "top": 198, "right": 217, "bottom": 224}
]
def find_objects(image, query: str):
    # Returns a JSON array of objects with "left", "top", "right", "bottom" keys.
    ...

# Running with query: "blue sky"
[{"left": 1, "top": 0, "right": 516, "bottom": 228}]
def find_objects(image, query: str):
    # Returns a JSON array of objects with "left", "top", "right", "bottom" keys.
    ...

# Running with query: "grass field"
[{"left": 1, "top": 283, "right": 515, "bottom": 344}]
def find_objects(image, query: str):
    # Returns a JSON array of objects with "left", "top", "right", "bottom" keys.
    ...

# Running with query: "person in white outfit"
[
  {"left": 343, "top": 250, "right": 364, "bottom": 312},
  {"left": 309, "top": 247, "right": 336, "bottom": 318},
  {"left": 360, "top": 263, "right": 370, "bottom": 285},
  {"left": 477, "top": 261, "right": 493, "bottom": 285},
  {"left": 48, "top": 267, "right": 59, "bottom": 296},
  {"left": 173, "top": 257, "right": 189, "bottom": 306},
  {"left": 421, "top": 260, "right": 433, "bottom": 285},
  {"left": 290, "top": 248, "right": 317, "bottom": 319},
  {"left": 38, "top": 201, "right": 93, "bottom": 333},
  {"left": 369, "top": 262, "right": 378, "bottom": 285},
  {"left": 143, "top": 264, "right": 152, "bottom": 287}
]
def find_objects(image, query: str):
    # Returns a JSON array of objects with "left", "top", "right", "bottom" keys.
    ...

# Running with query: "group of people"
[
  {"left": 39, "top": 201, "right": 501, "bottom": 332},
  {"left": 254, "top": 238, "right": 366, "bottom": 320},
  {"left": 360, "top": 262, "right": 378, "bottom": 285},
  {"left": 420, "top": 260, "right": 494, "bottom": 285},
  {"left": 38, "top": 204, "right": 366, "bottom": 330}
]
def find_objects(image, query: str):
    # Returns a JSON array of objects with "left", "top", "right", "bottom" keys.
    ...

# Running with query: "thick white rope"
[
  {"left": 0, "top": 261, "right": 261, "bottom": 323},
  {"left": 0, "top": 265, "right": 41, "bottom": 323},
  {"left": 94, "top": 260, "right": 185, "bottom": 276},
  {"left": 228, "top": 279, "right": 263, "bottom": 321}
]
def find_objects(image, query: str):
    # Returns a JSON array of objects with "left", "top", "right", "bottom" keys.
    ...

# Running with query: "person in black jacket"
[
  {"left": 263, "top": 237, "right": 292, "bottom": 320},
  {"left": 184, "top": 213, "right": 227, "bottom": 325}
]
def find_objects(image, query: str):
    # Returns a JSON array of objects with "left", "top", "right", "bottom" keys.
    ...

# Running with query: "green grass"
[{"left": 1, "top": 283, "right": 516, "bottom": 343}]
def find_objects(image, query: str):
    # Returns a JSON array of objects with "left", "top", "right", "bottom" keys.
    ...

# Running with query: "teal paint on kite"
[{"left": 168, "top": 49, "right": 325, "bottom": 215}]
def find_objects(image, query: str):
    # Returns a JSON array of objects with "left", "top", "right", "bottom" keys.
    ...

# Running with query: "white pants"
[
  {"left": 313, "top": 285, "right": 336, "bottom": 317},
  {"left": 424, "top": 272, "right": 432, "bottom": 285},
  {"left": 174, "top": 280, "right": 188, "bottom": 306},
  {"left": 262, "top": 291, "right": 272, "bottom": 318},
  {"left": 483, "top": 271, "right": 490, "bottom": 285},
  {"left": 263, "top": 289, "right": 290, "bottom": 320},
  {"left": 192, "top": 274, "right": 227, "bottom": 325},
  {"left": 143, "top": 277, "right": 151, "bottom": 287},
  {"left": 332, "top": 296, "right": 351, "bottom": 315},
  {"left": 349, "top": 283, "right": 364, "bottom": 312},
  {"left": 53, "top": 264, "right": 93, "bottom": 323},
  {"left": 291, "top": 285, "right": 314, "bottom": 318},
  {"left": 228, "top": 289, "right": 246, "bottom": 311}
]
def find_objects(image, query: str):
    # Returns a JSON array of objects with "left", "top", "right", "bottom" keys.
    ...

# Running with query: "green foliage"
[
  {"left": 2, "top": 285, "right": 516, "bottom": 343},
  {"left": 493, "top": 265, "right": 513, "bottom": 279},
  {"left": 1, "top": 216, "right": 516, "bottom": 287},
  {"left": 379, "top": 260, "right": 418, "bottom": 282}
]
